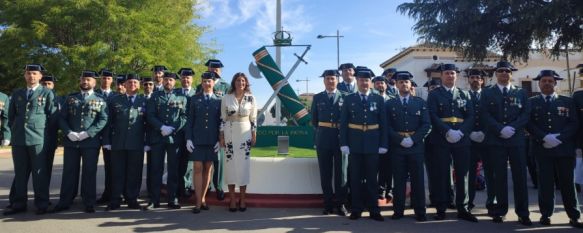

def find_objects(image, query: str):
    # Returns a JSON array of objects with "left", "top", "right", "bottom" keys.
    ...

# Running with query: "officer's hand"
[
  {"left": 446, "top": 129, "right": 461, "bottom": 143},
  {"left": 401, "top": 137, "right": 414, "bottom": 148},
  {"left": 500, "top": 126, "right": 515, "bottom": 139},
  {"left": 214, "top": 142, "right": 220, "bottom": 153},
  {"left": 340, "top": 146, "right": 350, "bottom": 155},
  {"left": 160, "top": 125, "right": 173, "bottom": 136},
  {"left": 1, "top": 140, "right": 10, "bottom": 146},
  {"left": 144, "top": 145, "right": 151, "bottom": 152},
  {"left": 78, "top": 131, "right": 89, "bottom": 141},
  {"left": 470, "top": 131, "right": 485, "bottom": 143},
  {"left": 103, "top": 145, "right": 112, "bottom": 150},
  {"left": 67, "top": 132, "right": 80, "bottom": 142},
  {"left": 378, "top": 147, "right": 388, "bottom": 154},
  {"left": 186, "top": 140, "right": 195, "bottom": 153}
]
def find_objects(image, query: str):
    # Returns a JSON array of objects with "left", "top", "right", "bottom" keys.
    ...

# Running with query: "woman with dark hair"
[{"left": 220, "top": 72, "right": 257, "bottom": 212}]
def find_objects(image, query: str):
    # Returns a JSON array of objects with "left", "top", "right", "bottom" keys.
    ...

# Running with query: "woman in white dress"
[{"left": 219, "top": 72, "right": 257, "bottom": 212}]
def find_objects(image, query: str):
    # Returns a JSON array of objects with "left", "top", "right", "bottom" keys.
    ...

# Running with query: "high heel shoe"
[
  {"left": 238, "top": 201, "right": 247, "bottom": 212},
  {"left": 228, "top": 200, "right": 237, "bottom": 212}
]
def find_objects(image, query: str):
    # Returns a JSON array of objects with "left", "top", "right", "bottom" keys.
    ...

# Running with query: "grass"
[{"left": 252, "top": 146, "right": 316, "bottom": 158}]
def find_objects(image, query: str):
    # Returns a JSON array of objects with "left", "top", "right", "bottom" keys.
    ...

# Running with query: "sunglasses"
[
  {"left": 496, "top": 69, "right": 511, "bottom": 73},
  {"left": 143, "top": 83, "right": 154, "bottom": 86}
]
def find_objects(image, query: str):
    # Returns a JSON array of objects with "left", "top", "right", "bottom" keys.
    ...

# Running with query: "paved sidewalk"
[{"left": 0, "top": 149, "right": 581, "bottom": 232}]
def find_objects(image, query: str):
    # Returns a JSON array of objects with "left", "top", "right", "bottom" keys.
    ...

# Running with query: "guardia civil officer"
[
  {"left": 480, "top": 61, "right": 531, "bottom": 225},
  {"left": 175, "top": 68, "right": 196, "bottom": 199},
  {"left": 385, "top": 71, "right": 431, "bottom": 222},
  {"left": 53, "top": 71, "right": 108, "bottom": 214},
  {"left": 4, "top": 64, "right": 55, "bottom": 215},
  {"left": 426, "top": 64, "right": 477, "bottom": 222},
  {"left": 337, "top": 63, "right": 357, "bottom": 94},
  {"left": 103, "top": 73, "right": 146, "bottom": 211},
  {"left": 527, "top": 70, "right": 583, "bottom": 228},
  {"left": 152, "top": 65, "right": 167, "bottom": 92},
  {"left": 339, "top": 69, "right": 387, "bottom": 221},
  {"left": 144, "top": 72, "right": 187, "bottom": 210},
  {"left": 311, "top": 69, "right": 348, "bottom": 216},
  {"left": 142, "top": 76, "right": 155, "bottom": 199},
  {"left": 373, "top": 76, "right": 393, "bottom": 201},
  {"left": 382, "top": 68, "right": 398, "bottom": 97},
  {"left": 96, "top": 68, "right": 115, "bottom": 205}
]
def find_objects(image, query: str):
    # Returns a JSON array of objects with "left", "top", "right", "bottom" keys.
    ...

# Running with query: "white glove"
[
  {"left": 144, "top": 145, "right": 151, "bottom": 152},
  {"left": 542, "top": 134, "right": 562, "bottom": 149},
  {"left": 577, "top": 148, "right": 582, "bottom": 157},
  {"left": 446, "top": 129, "right": 462, "bottom": 143},
  {"left": 67, "top": 132, "right": 80, "bottom": 142},
  {"left": 400, "top": 137, "right": 414, "bottom": 148},
  {"left": 378, "top": 147, "right": 388, "bottom": 154},
  {"left": 103, "top": 145, "right": 112, "bottom": 150},
  {"left": 1, "top": 140, "right": 9, "bottom": 146},
  {"left": 214, "top": 142, "right": 220, "bottom": 153},
  {"left": 469, "top": 131, "right": 485, "bottom": 143},
  {"left": 160, "top": 125, "right": 175, "bottom": 136},
  {"left": 77, "top": 131, "right": 89, "bottom": 141},
  {"left": 186, "top": 140, "right": 195, "bottom": 153},
  {"left": 340, "top": 146, "right": 350, "bottom": 155},
  {"left": 499, "top": 126, "right": 515, "bottom": 139}
]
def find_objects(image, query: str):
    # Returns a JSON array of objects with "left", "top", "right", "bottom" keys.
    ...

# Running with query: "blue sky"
[{"left": 196, "top": 0, "right": 418, "bottom": 106}]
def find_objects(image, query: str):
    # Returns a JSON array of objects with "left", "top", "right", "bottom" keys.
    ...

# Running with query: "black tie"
[
  {"left": 402, "top": 97, "right": 408, "bottom": 107},
  {"left": 361, "top": 94, "right": 367, "bottom": 105},
  {"left": 27, "top": 89, "right": 33, "bottom": 100},
  {"left": 205, "top": 95, "right": 210, "bottom": 104},
  {"left": 473, "top": 91, "right": 479, "bottom": 100},
  {"left": 328, "top": 93, "right": 334, "bottom": 102},
  {"left": 502, "top": 87, "right": 508, "bottom": 97},
  {"left": 128, "top": 95, "right": 134, "bottom": 103}
]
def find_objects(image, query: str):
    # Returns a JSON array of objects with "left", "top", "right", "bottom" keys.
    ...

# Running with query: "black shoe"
[
  {"left": 569, "top": 218, "right": 583, "bottom": 228},
  {"left": 216, "top": 190, "right": 225, "bottom": 201},
  {"left": 447, "top": 203, "right": 456, "bottom": 209},
  {"left": 5, "top": 203, "right": 12, "bottom": 209},
  {"left": 96, "top": 197, "right": 110, "bottom": 205},
  {"left": 192, "top": 206, "right": 201, "bottom": 214},
  {"left": 457, "top": 211, "right": 478, "bottom": 222},
  {"left": 349, "top": 212, "right": 362, "bottom": 220},
  {"left": 167, "top": 203, "right": 181, "bottom": 209},
  {"left": 182, "top": 189, "right": 193, "bottom": 198},
  {"left": 518, "top": 216, "right": 532, "bottom": 226},
  {"left": 200, "top": 203, "right": 210, "bottom": 211},
  {"left": 142, "top": 203, "right": 160, "bottom": 211},
  {"left": 539, "top": 217, "right": 551, "bottom": 226},
  {"left": 51, "top": 205, "right": 69, "bottom": 213},
  {"left": 105, "top": 204, "right": 120, "bottom": 211},
  {"left": 434, "top": 211, "right": 446, "bottom": 220},
  {"left": 416, "top": 215, "right": 427, "bottom": 222},
  {"left": 492, "top": 215, "right": 504, "bottom": 223},
  {"left": 370, "top": 213, "right": 384, "bottom": 221},
  {"left": 3, "top": 207, "right": 26, "bottom": 216},
  {"left": 84, "top": 206, "right": 95, "bottom": 213},
  {"left": 127, "top": 201, "right": 141, "bottom": 209},
  {"left": 238, "top": 206, "right": 247, "bottom": 212},
  {"left": 336, "top": 205, "right": 348, "bottom": 216},
  {"left": 322, "top": 208, "right": 333, "bottom": 215},
  {"left": 391, "top": 213, "right": 404, "bottom": 220},
  {"left": 35, "top": 208, "right": 48, "bottom": 215}
]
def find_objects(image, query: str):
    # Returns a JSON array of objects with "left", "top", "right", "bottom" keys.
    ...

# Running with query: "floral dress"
[{"left": 221, "top": 93, "right": 257, "bottom": 186}]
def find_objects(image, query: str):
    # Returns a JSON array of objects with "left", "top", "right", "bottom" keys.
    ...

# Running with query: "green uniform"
[
  {"left": 174, "top": 88, "right": 196, "bottom": 198},
  {"left": 94, "top": 88, "right": 115, "bottom": 203},
  {"left": 377, "top": 94, "right": 394, "bottom": 199},
  {"left": 146, "top": 90, "right": 187, "bottom": 205},
  {"left": 8, "top": 86, "right": 56, "bottom": 211},
  {"left": 102, "top": 94, "right": 147, "bottom": 207},
  {"left": 55, "top": 91, "right": 108, "bottom": 209},
  {"left": 527, "top": 94, "right": 580, "bottom": 219}
]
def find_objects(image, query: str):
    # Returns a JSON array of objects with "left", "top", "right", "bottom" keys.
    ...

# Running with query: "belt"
[
  {"left": 318, "top": 122, "right": 338, "bottom": 128},
  {"left": 441, "top": 117, "right": 464, "bottom": 123},
  {"left": 348, "top": 123, "right": 379, "bottom": 132},
  {"left": 398, "top": 131, "right": 415, "bottom": 137}
]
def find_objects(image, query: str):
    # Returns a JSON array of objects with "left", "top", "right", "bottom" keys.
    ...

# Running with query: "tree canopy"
[
  {"left": 397, "top": 0, "right": 583, "bottom": 62},
  {"left": 0, "top": 0, "right": 216, "bottom": 95}
]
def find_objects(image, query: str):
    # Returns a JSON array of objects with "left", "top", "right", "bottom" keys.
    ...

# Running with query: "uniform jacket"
[
  {"left": 427, "top": 86, "right": 474, "bottom": 147},
  {"left": 480, "top": 85, "right": 530, "bottom": 146},
  {"left": 103, "top": 94, "right": 147, "bottom": 150},
  {"left": 60, "top": 92, "right": 108, "bottom": 148},
  {"left": 9, "top": 86, "right": 56, "bottom": 146},
  {"left": 311, "top": 90, "right": 344, "bottom": 150},
  {"left": 339, "top": 92, "right": 388, "bottom": 154},
  {"left": 185, "top": 93, "right": 221, "bottom": 146},
  {"left": 146, "top": 90, "right": 187, "bottom": 144},
  {"left": 386, "top": 96, "right": 431, "bottom": 154}
]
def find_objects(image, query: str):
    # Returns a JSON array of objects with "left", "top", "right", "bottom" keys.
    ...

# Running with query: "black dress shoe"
[
  {"left": 167, "top": 203, "right": 181, "bottom": 209},
  {"left": 105, "top": 204, "right": 120, "bottom": 211},
  {"left": 416, "top": 215, "right": 427, "bottom": 222},
  {"left": 492, "top": 215, "right": 504, "bottom": 223},
  {"left": 238, "top": 206, "right": 247, "bottom": 212},
  {"left": 127, "top": 201, "right": 141, "bottom": 209},
  {"left": 142, "top": 203, "right": 160, "bottom": 211},
  {"left": 200, "top": 203, "right": 210, "bottom": 211},
  {"left": 370, "top": 213, "right": 384, "bottom": 221},
  {"left": 457, "top": 211, "right": 478, "bottom": 222},
  {"left": 35, "top": 208, "right": 48, "bottom": 215},
  {"left": 434, "top": 211, "right": 446, "bottom": 220},
  {"left": 51, "top": 205, "right": 70, "bottom": 213},
  {"left": 322, "top": 208, "right": 333, "bottom": 215},
  {"left": 518, "top": 216, "right": 532, "bottom": 226},
  {"left": 391, "top": 213, "right": 404, "bottom": 220},
  {"left": 447, "top": 203, "right": 456, "bottom": 209},
  {"left": 539, "top": 217, "right": 551, "bottom": 226},
  {"left": 216, "top": 190, "right": 225, "bottom": 201},
  {"left": 96, "top": 197, "right": 110, "bottom": 205},
  {"left": 336, "top": 205, "right": 348, "bottom": 216},
  {"left": 5, "top": 203, "right": 12, "bottom": 209},
  {"left": 570, "top": 218, "right": 583, "bottom": 228},
  {"left": 349, "top": 212, "right": 361, "bottom": 220},
  {"left": 3, "top": 208, "right": 26, "bottom": 216},
  {"left": 192, "top": 206, "right": 201, "bottom": 214},
  {"left": 84, "top": 206, "right": 95, "bottom": 213}
]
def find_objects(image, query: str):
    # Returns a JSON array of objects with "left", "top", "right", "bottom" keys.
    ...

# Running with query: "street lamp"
[{"left": 317, "top": 29, "right": 344, "bottom": 69}]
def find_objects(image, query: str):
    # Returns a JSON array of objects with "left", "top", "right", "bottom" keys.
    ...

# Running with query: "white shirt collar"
[
  {"left": 497, "top": 83, "right": 512, "bottom": 92},
  {"left": 28, "top": 84, "right": 40, "bottom": 91},
  {"left": 81, "top": 89, "right": 94, "bottom": 96},
  {"left": 442, "top": 85, "right": 454, "bottom": 92},
  {"left": 326, "top": 89, "right": 337, "bottom": 95},
  {"left": 358, "top": 90, "right": 371, "bottom": 96},
  {"left": 541, "top": 92, "right": 557, "bottom": 99},
  {"left": 400, "top": 94, "right": 410, "bottom": 101}
]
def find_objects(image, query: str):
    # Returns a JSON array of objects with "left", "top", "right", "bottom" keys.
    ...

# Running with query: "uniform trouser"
[
  {"left": 472, "top": 144, "right": 495, "bottom": 213},
  {"left": 392, "top": 151, "right": 426, "bottom": 216},
  {"left": 525, "top": 140, "right": 538, "bottom": 187},
  {"left": 57, "top": 147, "right": 99, "bottom": 208},
  {"left": 432, "top": 145, "right": 470, "bottom": 213},
  {"left": 488, "top": 146, "right": 529, "bottom": 217},
  {"left": 425, "top": 143, "right": 454, "bottom": 206},
  {"left": 9, "top": 141, "right": 54, "bottom": 206},
  {"left": 378, "top": 151, "right": 392, "bottom": 198},
  {"left": 177, "top": 139, "right": 193, "bottom": 196},
  {"left": 110, "top": 149, "right": 144, "bottom": 206},
  {"left": 349, "top": 153, "right": 379, "bottom": 214},
  {"left": 100, "top": 147, "right": 112, "bottom": 200},
  {"left": 212, "top": 150, "right": 224, "bottom": 191},
  {"left": 146, "top": 150, "right": 152, "bottom": 197},
  {"left": 536, "top": 154, "right": 581, "bottom": 219},
  {"left": 316, "top": 148, "right": 347, "bottom": 209},
  {"left": 150, "top": 143, "right": 179, "bottom": 204},
  {"left": 11, "top": 145, "right": 50, "bottom": 210}
]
